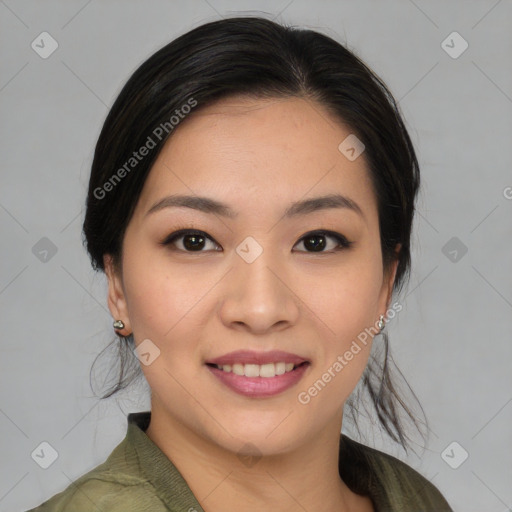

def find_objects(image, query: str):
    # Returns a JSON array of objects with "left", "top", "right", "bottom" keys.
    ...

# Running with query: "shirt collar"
[{"left": 126, "top": 411, "right": 205, "bottom": 511}]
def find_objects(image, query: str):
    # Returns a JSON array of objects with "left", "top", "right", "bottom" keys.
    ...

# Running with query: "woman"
[{"left": 28, "top": 16, "right": 453, "bottom": 512}]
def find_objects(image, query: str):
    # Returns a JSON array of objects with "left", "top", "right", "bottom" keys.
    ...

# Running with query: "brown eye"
[
  {"left": 161, "top": 229, "right": 352, "bottom": 254},
  {"left": 294, "top": 231, "right": 352, "bottom": 253},
  {"left": 162, "top": 230, "right": 221, "bottom": 252}
]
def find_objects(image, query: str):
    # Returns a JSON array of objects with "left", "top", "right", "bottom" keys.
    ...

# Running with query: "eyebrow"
[{"left": 145, "top": 193, "right": 365, "bottom": 220}]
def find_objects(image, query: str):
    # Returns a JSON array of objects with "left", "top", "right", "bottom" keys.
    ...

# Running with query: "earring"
[
  {"left": 377, "top": 315, "right": 385, "bottom": 333},
  {"left": 113, "top": 320, "right": 125, "bottom": 330}
]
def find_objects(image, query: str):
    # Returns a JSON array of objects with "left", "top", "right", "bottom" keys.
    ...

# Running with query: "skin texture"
[{"left": 104, "top": 96, "right": 400, "bottom": 512}]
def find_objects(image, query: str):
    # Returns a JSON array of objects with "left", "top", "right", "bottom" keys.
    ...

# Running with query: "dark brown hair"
[{"left": 84, "top": 16, "right": 425, "bottom": 450}]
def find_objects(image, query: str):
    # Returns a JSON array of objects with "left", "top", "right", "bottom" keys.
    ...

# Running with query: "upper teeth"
[{"left": 215, "top": 362, "right": 295, "bottom": 378}]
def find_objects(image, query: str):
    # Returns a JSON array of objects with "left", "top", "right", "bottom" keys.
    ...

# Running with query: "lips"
[
  {"left": 205, "top": 350, "right": 310, "bottom": 398},
  {"left": 206, "top": 350, "right": 308, "bottom": 366}
]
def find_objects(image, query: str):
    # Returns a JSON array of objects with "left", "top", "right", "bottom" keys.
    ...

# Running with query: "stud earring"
[
  {"left": 113, "top": 320, "right": 125, "bottom": 330},
  {"left": 377, "top": 315, "right": 385, "bottom": 333}
]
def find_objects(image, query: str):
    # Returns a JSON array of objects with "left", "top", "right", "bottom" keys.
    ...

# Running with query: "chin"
[{"left": 201, "top": 410, "right": 311, "bottom": 457}]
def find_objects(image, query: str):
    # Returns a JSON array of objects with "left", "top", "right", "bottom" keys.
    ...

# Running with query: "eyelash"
[{"left": 160, "top": 227, "right": 353, "bottom": 254}]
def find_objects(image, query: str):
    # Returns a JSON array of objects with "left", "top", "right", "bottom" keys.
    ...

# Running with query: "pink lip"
[
  {"left": 207, "top": 363, "right": 310, "bottom": 398},
  {"left": 206, "top": 350, "right": 308, "bottom": 366}
]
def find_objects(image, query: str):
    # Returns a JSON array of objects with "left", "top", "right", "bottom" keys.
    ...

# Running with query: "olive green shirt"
[{"left": 27, "top": 411, "right": 453, "bottom": 512}]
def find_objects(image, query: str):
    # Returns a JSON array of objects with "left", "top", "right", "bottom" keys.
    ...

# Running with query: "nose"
[{"left": 218, "top": 248, "right": 300, "bottom": 335}]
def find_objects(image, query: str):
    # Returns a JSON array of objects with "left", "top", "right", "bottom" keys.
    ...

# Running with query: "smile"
[
  {"left": 205, "top": 350, "right": 310, "bottom": 397},
  {"left": 211, "top": 362, "right": 297, "bottom": 378}
]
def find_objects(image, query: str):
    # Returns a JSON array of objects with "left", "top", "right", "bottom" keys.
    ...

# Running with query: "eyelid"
[
  {"left": 300, "top": 229, "right": 352, "bottom": 245},
  {"left": 297, "top": 230, "right": 353, "bottom": 251},
  {"left": 160, "top": 228, "right": 353, "bottom": 252},
  {"left": 160, "top": 228, "right": 220, "bottom": 248}
]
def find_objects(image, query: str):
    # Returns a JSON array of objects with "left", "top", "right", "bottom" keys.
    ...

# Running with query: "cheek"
[
  {"left": 121, "top": 250, "right": 195, "bottom": 341},
  {"left": 298, "top": 283, "right": 376, "bottom": 414},
  {"left": 301, "top": 256, "right": 384, "bottom": 337},
  {"left": 121, "top": 246, "right": 224, "bottom": 364},
  {"left": 295, "top": 255, "right": 383, "bottom": 398}
]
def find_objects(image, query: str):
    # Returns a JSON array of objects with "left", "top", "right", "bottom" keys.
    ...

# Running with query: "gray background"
[{"left": 1, "top": 1, "right": 511, "bottom": 511}]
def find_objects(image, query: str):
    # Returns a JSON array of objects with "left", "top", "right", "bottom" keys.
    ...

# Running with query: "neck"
[{"left": 145, "top": 399, "right": 373, "bottom": 512}]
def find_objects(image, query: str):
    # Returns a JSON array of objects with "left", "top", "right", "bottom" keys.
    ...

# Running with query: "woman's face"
[{"left": 105, "top": 96, "right": 398, "bottom": 455}]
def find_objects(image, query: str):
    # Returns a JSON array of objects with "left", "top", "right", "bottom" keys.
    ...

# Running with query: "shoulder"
[
  {"left": 25, "top": 445, "right": 168, "bottom": 512},
  {"left": 340, "top": 436, "right": 453, "bottom": 511}
]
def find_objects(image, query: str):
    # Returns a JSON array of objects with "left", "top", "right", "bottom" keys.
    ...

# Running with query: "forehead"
[{"left": 135, "top": 96, "right": 378, "bottom": 222}]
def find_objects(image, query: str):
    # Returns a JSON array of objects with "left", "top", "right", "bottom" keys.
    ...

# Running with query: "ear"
[
  {"left": 379, "top": 243, "right": 401, "bottom": 314},
  {"left": 103, "top": 254, "right": 132, "bottom": 336}
]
